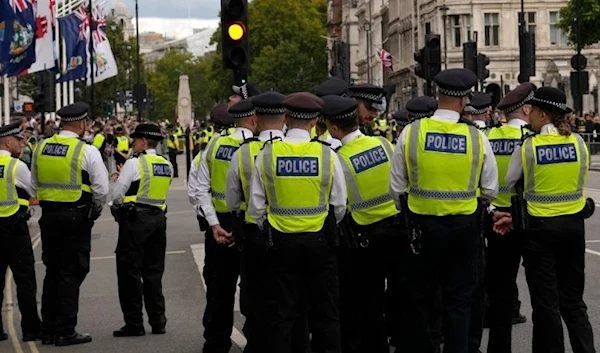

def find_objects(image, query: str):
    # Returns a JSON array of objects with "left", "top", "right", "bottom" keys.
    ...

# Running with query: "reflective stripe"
[
  {"left": 212, "top": 191, "right": 227, "bottom": 200},
  {"left": 138, "top": 155, "right": 166, "bottom": 206},
  {"left": 205, "top": 134, "right": 222, "bottom": 169},
  {"left": 523, "top": 134, "right": 588, "bottom": 203},
  {"left": 408, "top": 120, "right": 481, "bottom": 199},
  {"left": 498, "top": 186, "right": 512, "bottom": 193},
  {"left": 263, "top": 143, "right": 331, "bottom": 216},
  {"left": 240, "top": 144, "right": 253, "bottom": 185},
  {"left": 0, "top": 159, "right": 18, "bottom": 207}
]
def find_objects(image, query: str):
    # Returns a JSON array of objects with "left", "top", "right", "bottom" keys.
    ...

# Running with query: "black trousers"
[
  {"left": 522, "top": 214, "right": 595, "bottom": 353},
  {"left": 405, "top": 214, "right": 480, "bottom": 353},
  {"left": 168, "top": 148, "right": 179, "bottom": 177},
  {"left": 341, "top": 222, "right": 402, "bottom": 353},
  {"left": 468, "top": 232, "right": 486, "bottom": 353},
  {"left": 267, "top": 231, "right": 340, "bottom": 353},
  {"left": 39, "top": 208, "right": 92, "bottom": 336},
  {"left": 485, "top": 216, "right": 523, "bottom": 353},
  {"left": 202, "top": 215, "right": 240, "bottom": 353},
  {"left": 0, "top": 213, "right": 40, "bottom": 335},
  {"left": 116, "top": 208, "right": 167, "bottom": 330}
]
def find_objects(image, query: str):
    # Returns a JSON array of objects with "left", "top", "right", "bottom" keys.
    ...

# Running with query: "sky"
[{"left": 118, "top": 0, "right": 219, "bottom": 20}]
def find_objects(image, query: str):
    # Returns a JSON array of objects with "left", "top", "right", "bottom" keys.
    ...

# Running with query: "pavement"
[{"left": 2, "top": 154, "right": 600, "bottom": 353}]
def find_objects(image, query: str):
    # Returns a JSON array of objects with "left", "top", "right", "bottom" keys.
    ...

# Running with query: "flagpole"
[
  {"left": 89, "top": 0, "right": 95, "bottom": 119},
  {"left": 135, "top": 0, "right": 141, "bottom": 121},
  {"left": 3, "top": 76, "right": 9, "bottom": 125}
]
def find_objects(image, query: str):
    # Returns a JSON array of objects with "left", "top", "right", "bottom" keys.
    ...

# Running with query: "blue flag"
[
  {"left": 0, "top": 0, "right": 38, "bottom": 76},
  {"left": 57, "top": 6, "right": 89, "bottom": 83}
]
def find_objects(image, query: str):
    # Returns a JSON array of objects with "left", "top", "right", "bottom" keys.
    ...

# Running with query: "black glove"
[{"left": 582, "top": 198, "right": 595, "bottom": 219}]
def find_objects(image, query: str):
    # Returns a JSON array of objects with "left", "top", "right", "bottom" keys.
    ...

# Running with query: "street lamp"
[
  {"left": 110, "top": 23, "right": 118, "bottom": 117},
  {"left": 439, "top": 5, "right": 449, "bottom": 70}
]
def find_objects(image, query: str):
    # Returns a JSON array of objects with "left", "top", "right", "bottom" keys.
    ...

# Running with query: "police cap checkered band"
[
  {"left": 285, "top": 109, "right": 320, "bottom": 120},
  {"left": 503, "top": 91, "right": 535, "bottom": 114},
  {"left": 255, "top": 106, "right": 286, "bottom": 115},
  {"left": 231, "top": 109, "right": 256, "bottom": 119},
  {"left": 397, "top": 120, "right": 410, "bottom": 127},
  {"left": 438, "top": 87, "right": 473, "bottom": 97},
  {"left": 530, "top": 97, "right": 569, "bottom": 111},
  {"left": 409, "top": 112, "right": 432, "bottom": 119},
  {"left": 323, "top": 109, "right": 357, "bottom": 120},
  {"left": 61, "top": 112, "right": 89, "bottom": 122},
  {"left": 0, "top": 127, "right": 22, "bottom": 138},
  {"left": 351, "top": 91, "right": 383, "bottom": 102},
  {"left": 135, "top": 131, "right": 163, "bottom": 138},
  {"left": 241, "top": 85, "right": 249, "bottom": 99}
]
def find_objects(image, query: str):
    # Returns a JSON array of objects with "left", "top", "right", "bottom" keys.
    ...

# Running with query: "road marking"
[
  {"left": 33, "top": 250, "right": 187, "bottom": 265},
  {"left": 586, "top": 248, "right": 600, "bottom": 257},
  {"left": 586, "top": 240, "right": 600, "bottom": 243},
  {"left": 190, "top": 243, "right": 246, "bottom": 349}
]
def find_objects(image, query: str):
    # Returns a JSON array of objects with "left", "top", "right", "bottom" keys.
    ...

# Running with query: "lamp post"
[
  {"left": 110, "top": 23, "right": 118, "bottom": 117},
  {"left": 135, "top": 0, "right": 141, "bottom": 121},
  {"left": 440, "top": 5, "right": 449, "bottom": 70}
]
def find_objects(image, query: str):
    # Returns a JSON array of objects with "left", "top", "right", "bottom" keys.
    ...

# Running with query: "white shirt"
[
  {"left": 247, "top": 128, "right": 347, "bottom": 227},
  {"left": 340, "top": 129, "right": 363, "bottom": 146},
  {"left": 473, "top": 120, "right": 487, "bottom": 129},
  {"left": 505, "top": 123, "right": 559, "bottom": 190},
  {"left": 31, "top": 130, "right": 109, "bottom": 206},
  {"left": 225, "top": 129, "right": 285, "bottom": 212},
  {"left": 389, "top": 109, "right": 499, "bottom": 209},
  {"left": 320, "top": 133, "right": 342, "bottom": 150},
  {"left": 188, "top": 127, "right": 253, "bottom": 227},
  {"left": 111, "top": 149, "right": 170, "bottom": 204},
  {"left": 0, "top": 149, "right": 34, "bottom": 198}
]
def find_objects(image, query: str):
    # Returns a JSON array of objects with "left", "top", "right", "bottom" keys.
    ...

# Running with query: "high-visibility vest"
[
  {"left": 116, "top": 136, "right": 130, "bottom": 153},
  {"left": 206, "top": 134, "right": 243, "bottom": 213},
  {"left": 167, "top": 134, "right": 177, "bottom": 149},
  {"left": 486, "top": 125, "right": 525, "bottom": 207},
  {"left": 337, "top": 135, "right": 398, "bottom": 225},
  {"left": 310, "top": 126, "right": 317, "bottom": 138},
  {"left": 376, "top": 118, "right": 388, "bottom": 130},
  {"left": 521, "top": 132, "right": 588, "bottom": 217},
  {"left": 92, "top": 133, "right": 105, "bottom": 150},
  {"left": 0, "top": 156, "right": 29, "bottom": 217},
  {"left": 260, "top": 141, "right": 334, "bottom": 233},
  {"left": 122, "top": 154, "right": 173, "bottom": 211},
  {"left": 405, "top": 118, "right": 484, "bottom": 216},
  {"left": 34, "top": 135, "right": 92, "bottom": 202},
  {"left": 238, "top": 139, "right": 269, "bottom": 224}
]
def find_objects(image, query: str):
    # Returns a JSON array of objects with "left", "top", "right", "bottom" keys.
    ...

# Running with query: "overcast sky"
[{"left": 117, "top": 0, "right": 219, "bottom": 19}]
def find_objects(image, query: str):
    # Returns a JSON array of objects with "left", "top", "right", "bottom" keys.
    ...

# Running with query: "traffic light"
[
  {"left": 221, "top": 0, "right": 249, "bottom": 75},
  {"left": 425, "top": 34, "right": 441, "bottom": 78},
  {"left": 103, "top": 102, "right": 113, "bottom": 117},
  {"left": 477, "top": 53, "right": 490, "bottom": 81},
  {"left": 33, "top": 92, "right": 45, "bottom": 113},
  {"left": 414, "top": 48, "right": 427, "bottom": 79},
  {"left": 463, "top": 41, "right": 478, "bottom": 75}
]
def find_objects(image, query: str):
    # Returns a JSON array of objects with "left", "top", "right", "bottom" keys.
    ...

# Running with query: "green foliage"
[{"left": 558, "top": 0, "right": 600, "bottom": 48}]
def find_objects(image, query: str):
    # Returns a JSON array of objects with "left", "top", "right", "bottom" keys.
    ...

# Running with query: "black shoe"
[
  {"left": 0, "top": 332, "right": 8, "bottom": 341},
  {"left": 113, "top": 326, "right": 146, "bottom": 337},
  {"left": 41, "top": 333, "right": 55, "bottom": 345},
  {"left": 55, "top": 332, "right": 92, "bottom": 347},
  {"left": 511, "top": 314, "right": 527, "bottom": 325},
  {"left": 23, "top": 332, "right": 40, "bottom": 342},
  {"left": 151, "top": 326, "right": 166, "bottom": 335}
]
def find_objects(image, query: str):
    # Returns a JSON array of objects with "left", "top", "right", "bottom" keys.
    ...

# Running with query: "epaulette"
[
  {"left": 132, "top": 151, "right": 146, "bottom": 158},
  {"left": 239, "top": 136, "right": 260, "bottom": 147},
  {"left": 457, "top": 116, "right": 476, "bottom": 127},
  {"left": 334, "top": 145, "right": 342, "bottom": 152},
  {"left": 310, "top": 137, "right": 332, "bottom": 147},
  {"left": 260, "top": 136, "right": 283, "bottom": 150},
  {"left": 520, "top": 125, "right": 537, "bottom": 145}
]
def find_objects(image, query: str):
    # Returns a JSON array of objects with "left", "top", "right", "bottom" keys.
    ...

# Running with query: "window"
[
  {"left": 450, "top": 15, "right": 472, "bottom": 47},
  {"left": 519, "top": 11, "right": 536, "bottom": 37},
  {"left": 549, "top": 11, "right": 568, "bottom": 46},
  {"left": 484, "top": 13, "right": 500, "bottom": 46},
  {"left": 425, "top": 22, "right": 431, "bottom": 34}
]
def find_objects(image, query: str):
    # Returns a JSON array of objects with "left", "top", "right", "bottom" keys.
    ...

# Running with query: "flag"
[
  {"left": 377, "top": 48, "right": 393, "bottom": 73},
  {"left": 56, "top": 5, "right": 88, "bottom": 83},
  {"left": 86, "top": 5, "right": 117, "bottom": 85},
  {"left": 22, "top": 0, "right": 56, "bottom": 74},
  {"left": 0, "top": 0, "right": 37, "bottom": 76}
]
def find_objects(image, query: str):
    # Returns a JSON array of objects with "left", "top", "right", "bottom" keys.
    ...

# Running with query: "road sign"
[{"left": 571, "top": 54, "right": 587, "bottom": 71}]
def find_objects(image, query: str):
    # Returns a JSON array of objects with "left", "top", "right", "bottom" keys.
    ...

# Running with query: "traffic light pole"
[{"left": 575, "top": 0, "right": 583, "bottom": 114}]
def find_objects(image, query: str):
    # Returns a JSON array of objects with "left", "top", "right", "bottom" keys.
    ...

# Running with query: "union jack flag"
[
  {"left": 74, "top": 4, "right": 90, "bottom": 42},
  {"left": 92, "top": 5, "right": 106, "bottom": 44},
  {"left": 377, "top": 48, "right": 393, "bottom": 73},
  {"left": 10, "top": 0, "right": 30, "bottom": 13}
]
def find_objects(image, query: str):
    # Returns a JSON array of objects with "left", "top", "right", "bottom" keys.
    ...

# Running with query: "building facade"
[{"left": 328, "top": 0, "right": 600, "bottom": 114}]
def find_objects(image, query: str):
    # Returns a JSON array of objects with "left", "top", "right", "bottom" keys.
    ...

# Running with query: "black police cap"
[
  {"left": 406, "top": 96, "right": 437, "bottom": 118},
  {"left": 529, "top": 87, "right": 572, "bottom": 114},
  {"left": 496, "top": 82, "right": 535, "bottom": 114},
  {"left": 57, "top": 101, "right": 90, "bottom": 122},
  {"left": 210, "top": 103, "right": 235, "bottom": 128},
  {"left": 284, "top": 92, "right": 324, "bottom": 120},
  {"left": 253, "top": 91, "right": 286, "bottom": 115},
  {"left": 232, "top": 82, "right": 261, "bottom": 99},
  {"left": 434, "top": 68, "right": 478, "bottom": 97},
  {"left": 130, "top": 123, "right": 164, "bottom": 141},
  {"left": 466, "top": 92, "right": 492, "bottom": 115},
  {"left": 392, "top": 109, "right": 410, "bottom": 126},
  {"left": 348, "top": 84, "right": 386, "bottom": 104},
  {"left": 321, "top": 95, "right": 358, "bottom": 121},
  {"left": 0, "top": 122, "right": 24, "bottom": 139},
  {"left": 315, "top": 78, "right": 349, "bottom": 97},
  {"left": 228, "top": 99, "right": 255, "bottom": 119}
]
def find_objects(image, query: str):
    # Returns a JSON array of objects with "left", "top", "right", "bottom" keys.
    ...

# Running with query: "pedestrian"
[
  {"left": 322, "top": 95, "right": 401, "bottom": 353},
  {"left": 348, "top": 84, "right": 386, "bottom": 137},
  {"left": 0, "top": 122, "right": 41, "bottom": 342},
  {"left": 498, "top": 86, "right": 595, "bottom": 353},
  {"left": 247, "top": 92, "right": 347, "bottom": 353},
  {"left": 390, "top": 68, "right": 498, "bottom": 353},
  {"left": 109, "top": 123, "right": 173, "bottom": 337},
  {"left": 225, "top": 92, "right": 285, "bottom": 353},
  {"left": 32, "top": 101, "right": 109, "bottom": 347},
  {"left": 188, "top": 99, "right": 256, "bottom": 353}
]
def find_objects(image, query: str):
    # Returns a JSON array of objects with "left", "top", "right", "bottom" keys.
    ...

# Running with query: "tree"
[{"left": 558, "top": 0, "right": 600, "bottom": 48}]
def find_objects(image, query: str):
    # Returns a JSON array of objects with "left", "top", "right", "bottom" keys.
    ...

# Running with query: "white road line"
[
  {"left": 190, "top": 243, "right": 246, "bottom": 349},
  {"left": 33, "top": 250, "right": 186, "bottom": 265},
  {"left": 586, "top": 249, "right": 600, "bottom": 257},
  {"left": 586, "top": 240, "right": 600, "bottom": 243}
]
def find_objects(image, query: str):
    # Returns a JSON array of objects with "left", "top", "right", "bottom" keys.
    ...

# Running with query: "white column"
[{"left": 3, "top": 75, "right": 9, "bottom": 125}]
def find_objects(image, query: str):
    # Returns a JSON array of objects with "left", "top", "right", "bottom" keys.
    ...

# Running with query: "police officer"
[
  {"left": 114, "top": 126, "right": 131, "bottom": 168},
  {"left": 406, "top": 96, "right": 437, "bottom": 121},
  {"left": 322, "top": 95, "right": 400, "bottom": 353},
  {"left": 32, "top": 102, "right": 109, "bottom": 346},
  {"left": 348, "top": 84, "right": 386, "bottom": 136},
  {"left": 225, "top": 93, "right": 285, "bottom": 353},
  {"left": 110, "top": 123, "right": 172, "bottom": 337},
  {"left": 465, "top": 92, "right": 493, "bottom": 130},
  {"left": 501, "top": 87, "right": 595, "bottom": 353},
  {"left": 390, "top": 68, "right": 498, "bottom": 353},
  {"left": 188, "top": 100, "right": 256, "bottom": 353},
  {"left": 484, "top": 82, "right": 534, "bottom": 353},
  {"left": 248, "top": 92, "right": 347, "bottom": 353},
  {"left": 315, "top": 78, "right": 348, "bottom": 149},
  {"left": 229, "top": 82, "right": 261, "bottom": 108},
  {"left": 166, "top": 125, "right": 179, "bottom": 178},
  {"left": 391, "top": 110, "right": 410, "bottom": 144},
  {"left": 0, "top": 123, "right": 41, "bottom": 342}
]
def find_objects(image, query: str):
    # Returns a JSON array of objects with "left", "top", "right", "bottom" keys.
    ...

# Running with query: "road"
[{"left": 3, "top": 155, "right": 600, "bottom": 353}]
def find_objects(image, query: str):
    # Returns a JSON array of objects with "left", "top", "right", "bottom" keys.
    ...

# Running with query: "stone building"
[
  {"left": 328, "top": 0, "right": 600, "bottom": 114},
  {"left": 107, "top": 0, "right": 135, "bottom": 41}
]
